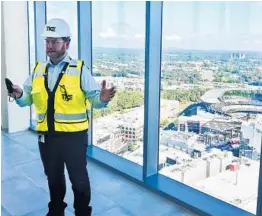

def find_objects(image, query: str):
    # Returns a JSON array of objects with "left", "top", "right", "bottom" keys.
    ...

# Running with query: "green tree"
[{"left": 128, "top": 144, "right": 136, "bottom": 152}]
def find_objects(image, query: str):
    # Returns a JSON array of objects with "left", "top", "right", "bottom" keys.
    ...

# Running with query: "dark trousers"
[{"left": 38, "top": 131, "right": 92, "bottom": 216}]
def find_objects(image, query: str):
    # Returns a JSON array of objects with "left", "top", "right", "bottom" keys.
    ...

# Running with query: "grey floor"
[{"left": 1, "top": 130, "right": 198, "bottom": 216}]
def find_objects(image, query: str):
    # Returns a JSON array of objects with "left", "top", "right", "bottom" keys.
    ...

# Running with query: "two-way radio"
[
  {"left": 5, "top": 78, "right": 15, "bottom": 102},
  {"left": 5, "top": 78, "right": 14, "bottom": 94}
]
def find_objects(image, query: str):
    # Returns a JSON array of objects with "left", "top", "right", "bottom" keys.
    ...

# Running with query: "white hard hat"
[{"left": 41, "top": 18, "right": 72, "bottom": 38}]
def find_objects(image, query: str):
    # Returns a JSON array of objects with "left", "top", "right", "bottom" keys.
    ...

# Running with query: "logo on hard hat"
[{"left": 46, "top": 26, "right": 56, "bottom": 32}]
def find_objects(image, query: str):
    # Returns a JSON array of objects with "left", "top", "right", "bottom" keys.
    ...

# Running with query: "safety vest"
[{"left": 32, "top": 59, "right": 90, "bottom": 133}]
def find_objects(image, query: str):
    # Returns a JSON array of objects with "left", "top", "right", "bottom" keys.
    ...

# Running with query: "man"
[{"left": 8, "top": 18, "right": 116, "bottom": 216}]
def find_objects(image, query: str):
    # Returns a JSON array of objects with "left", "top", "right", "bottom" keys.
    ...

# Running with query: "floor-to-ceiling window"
[
  {"left": 159, "top": 2, "right": 262, "bottom": 214},
  {"left": 92, "top": 1, "right": 146, "bottom": 165}
]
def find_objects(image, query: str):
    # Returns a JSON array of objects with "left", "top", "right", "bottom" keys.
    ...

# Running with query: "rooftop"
[
  {"left": 194, "top": 161, "right": 259, "bottom": 215},
  {"left": 202, "top": 120, "right": 241, "bottom": 132}
]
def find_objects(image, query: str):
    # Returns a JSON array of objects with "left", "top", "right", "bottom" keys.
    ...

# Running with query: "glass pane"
[
  {"left": 159, "top": 2, "right": 262, "bottom": 214},
  {"left": 46, "top": 1, "right": 78, "bottom": 59},
  {"left": 28, "top": 1, "right": 36, "bottom": 127},
  {"left": 92, "top": 2, "right": 145, "bottom": 165}
]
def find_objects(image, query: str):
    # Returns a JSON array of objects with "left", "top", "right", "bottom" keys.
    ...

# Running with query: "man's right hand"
[{"left": 8, "top": 85, "right": 23, "bottom": 99}]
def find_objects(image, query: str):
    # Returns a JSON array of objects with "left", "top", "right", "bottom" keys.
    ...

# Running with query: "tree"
[
  {"left": 128, "top": 144, "right": 136, "bottom": 152},
  {"left": 93, "top": 90, "right": 144, "bottom": 119}
]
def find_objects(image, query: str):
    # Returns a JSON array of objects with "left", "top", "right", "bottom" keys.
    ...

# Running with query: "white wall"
[
  {"left": 208, "top": 158, "right": 221, "bottom": 177},
  {"left": 1, "top": 1, "right": 30, "bottom": 133},
  {"left": 1, "top": 3, "right": 8, "bottom": 129},
  {"left": 184, "top": 160, "right": 206, "bottom": 184}
]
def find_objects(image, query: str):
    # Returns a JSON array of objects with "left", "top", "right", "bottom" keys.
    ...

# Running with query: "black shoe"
[
  {"left": 46, "top": 201, "right": 67, "bottom": 216},
  {"left": 75, "top": 206, "right": 92, "bottom": 216}
]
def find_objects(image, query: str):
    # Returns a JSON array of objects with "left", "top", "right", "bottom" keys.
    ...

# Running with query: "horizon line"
[{"left": 92, "top": 46, "right": 262, "bottom": 53}]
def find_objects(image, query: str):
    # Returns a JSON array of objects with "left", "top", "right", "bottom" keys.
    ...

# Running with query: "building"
[
  {"left": 194, "top": 160, "right": 260, "bottom": 215},
  {"left": 117, "top": 108, "right": 144, "bottom": 144},
  {"left": 120, "top": 119, "right": 143, "bottom": 144},
  {"left": 201, "top": 120, "right": 242, "bottom": 145},
  {"left": 178, "top": 115, "right": 210, "bottom": 134},
  {"left": 240, "top": 120, "right": 262, "bottom": 159},
  {"left": 230, "top": 53, "right": 246, "bottom": 60},
  {"left": 160, "top": 130, "right": 206, "bottom": 156},
  {"left": 94, "top": 76, "right": 144, "bottom": 92},
  {"left": 93, "top": 125, "right": 129, "bottom": 154},
  {"left": 160, "top": 148, "right": 235, "bottom": 185}
]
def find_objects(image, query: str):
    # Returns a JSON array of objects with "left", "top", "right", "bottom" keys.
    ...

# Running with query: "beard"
[
  {"left": 47, "top": 48, "right": 67, "bottom": 64},
  {"left": 47, "top": 49, "right": 66, "bottom": 59}
]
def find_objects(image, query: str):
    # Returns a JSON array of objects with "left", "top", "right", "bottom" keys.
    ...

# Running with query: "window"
[
  {"left": 28, "top": 1, "right": 36, "bottom": 127},
  {"left": 46, "top": 1, "right": 78, "bottom": 59},
  {"left": 92, "top": 1, "right": 145, "bottom": 165},
  {"left": 159, "top": 2, "right": 262, "bottom": 214}
]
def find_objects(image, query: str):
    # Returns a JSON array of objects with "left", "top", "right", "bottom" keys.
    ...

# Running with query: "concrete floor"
[{"left": 1, "top": 130, "right": 198, "bottom": 216}]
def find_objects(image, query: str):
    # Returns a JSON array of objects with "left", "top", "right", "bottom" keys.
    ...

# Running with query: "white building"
[
  {"left": 160, "top": 149, "right": 235, "bottom": 185},
  {"left": 160, "top": 130, "right": 205, "bottom": 154},
  {"left": 120, "top": 119, "right": 143, "bottom": 144},
  {"left": 241, "top": 121, "right": 262, "bottom": 153},
  {"left": 194, "top": 160, "right": 259, "bottom": 215}
]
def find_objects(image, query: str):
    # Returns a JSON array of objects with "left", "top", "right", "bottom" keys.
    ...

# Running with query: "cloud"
[
  {"left": 164, "top": 34, "right": 182, "bottom": 41},
  {"left": 100, "top": 23, "right": 131, "bottom": 39},
  {"left": 100, "top": 28, "right": 117, "bottom": 38}
]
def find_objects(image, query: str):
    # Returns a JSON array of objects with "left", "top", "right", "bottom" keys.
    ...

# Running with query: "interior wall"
[{"left": 1, "top": 1, "right": 30, "bottom": 133}]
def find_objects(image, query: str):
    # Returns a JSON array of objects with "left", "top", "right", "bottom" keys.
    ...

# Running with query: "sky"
[{"left": 29, "top": 1, "right": 262, "bottom": 56}]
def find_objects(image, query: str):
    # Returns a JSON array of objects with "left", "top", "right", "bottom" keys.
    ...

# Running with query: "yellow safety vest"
[{"left": 32, "top": 59, "right": 90, "bottom": 133}]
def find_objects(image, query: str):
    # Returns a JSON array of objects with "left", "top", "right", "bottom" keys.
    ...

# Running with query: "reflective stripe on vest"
[
  {"left": 34, "top": 70, "right": 45, "bottom": 78},
  {"left": 54, "top": 113, "right": 87, "bottom": 121},
  {"left": 33, "top": 62, "right": 48, "bottom": 78}
]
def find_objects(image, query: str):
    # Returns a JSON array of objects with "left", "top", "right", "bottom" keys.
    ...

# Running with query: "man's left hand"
[{"left": 100, "top": 80, "right": 116, "bottom": 103}]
